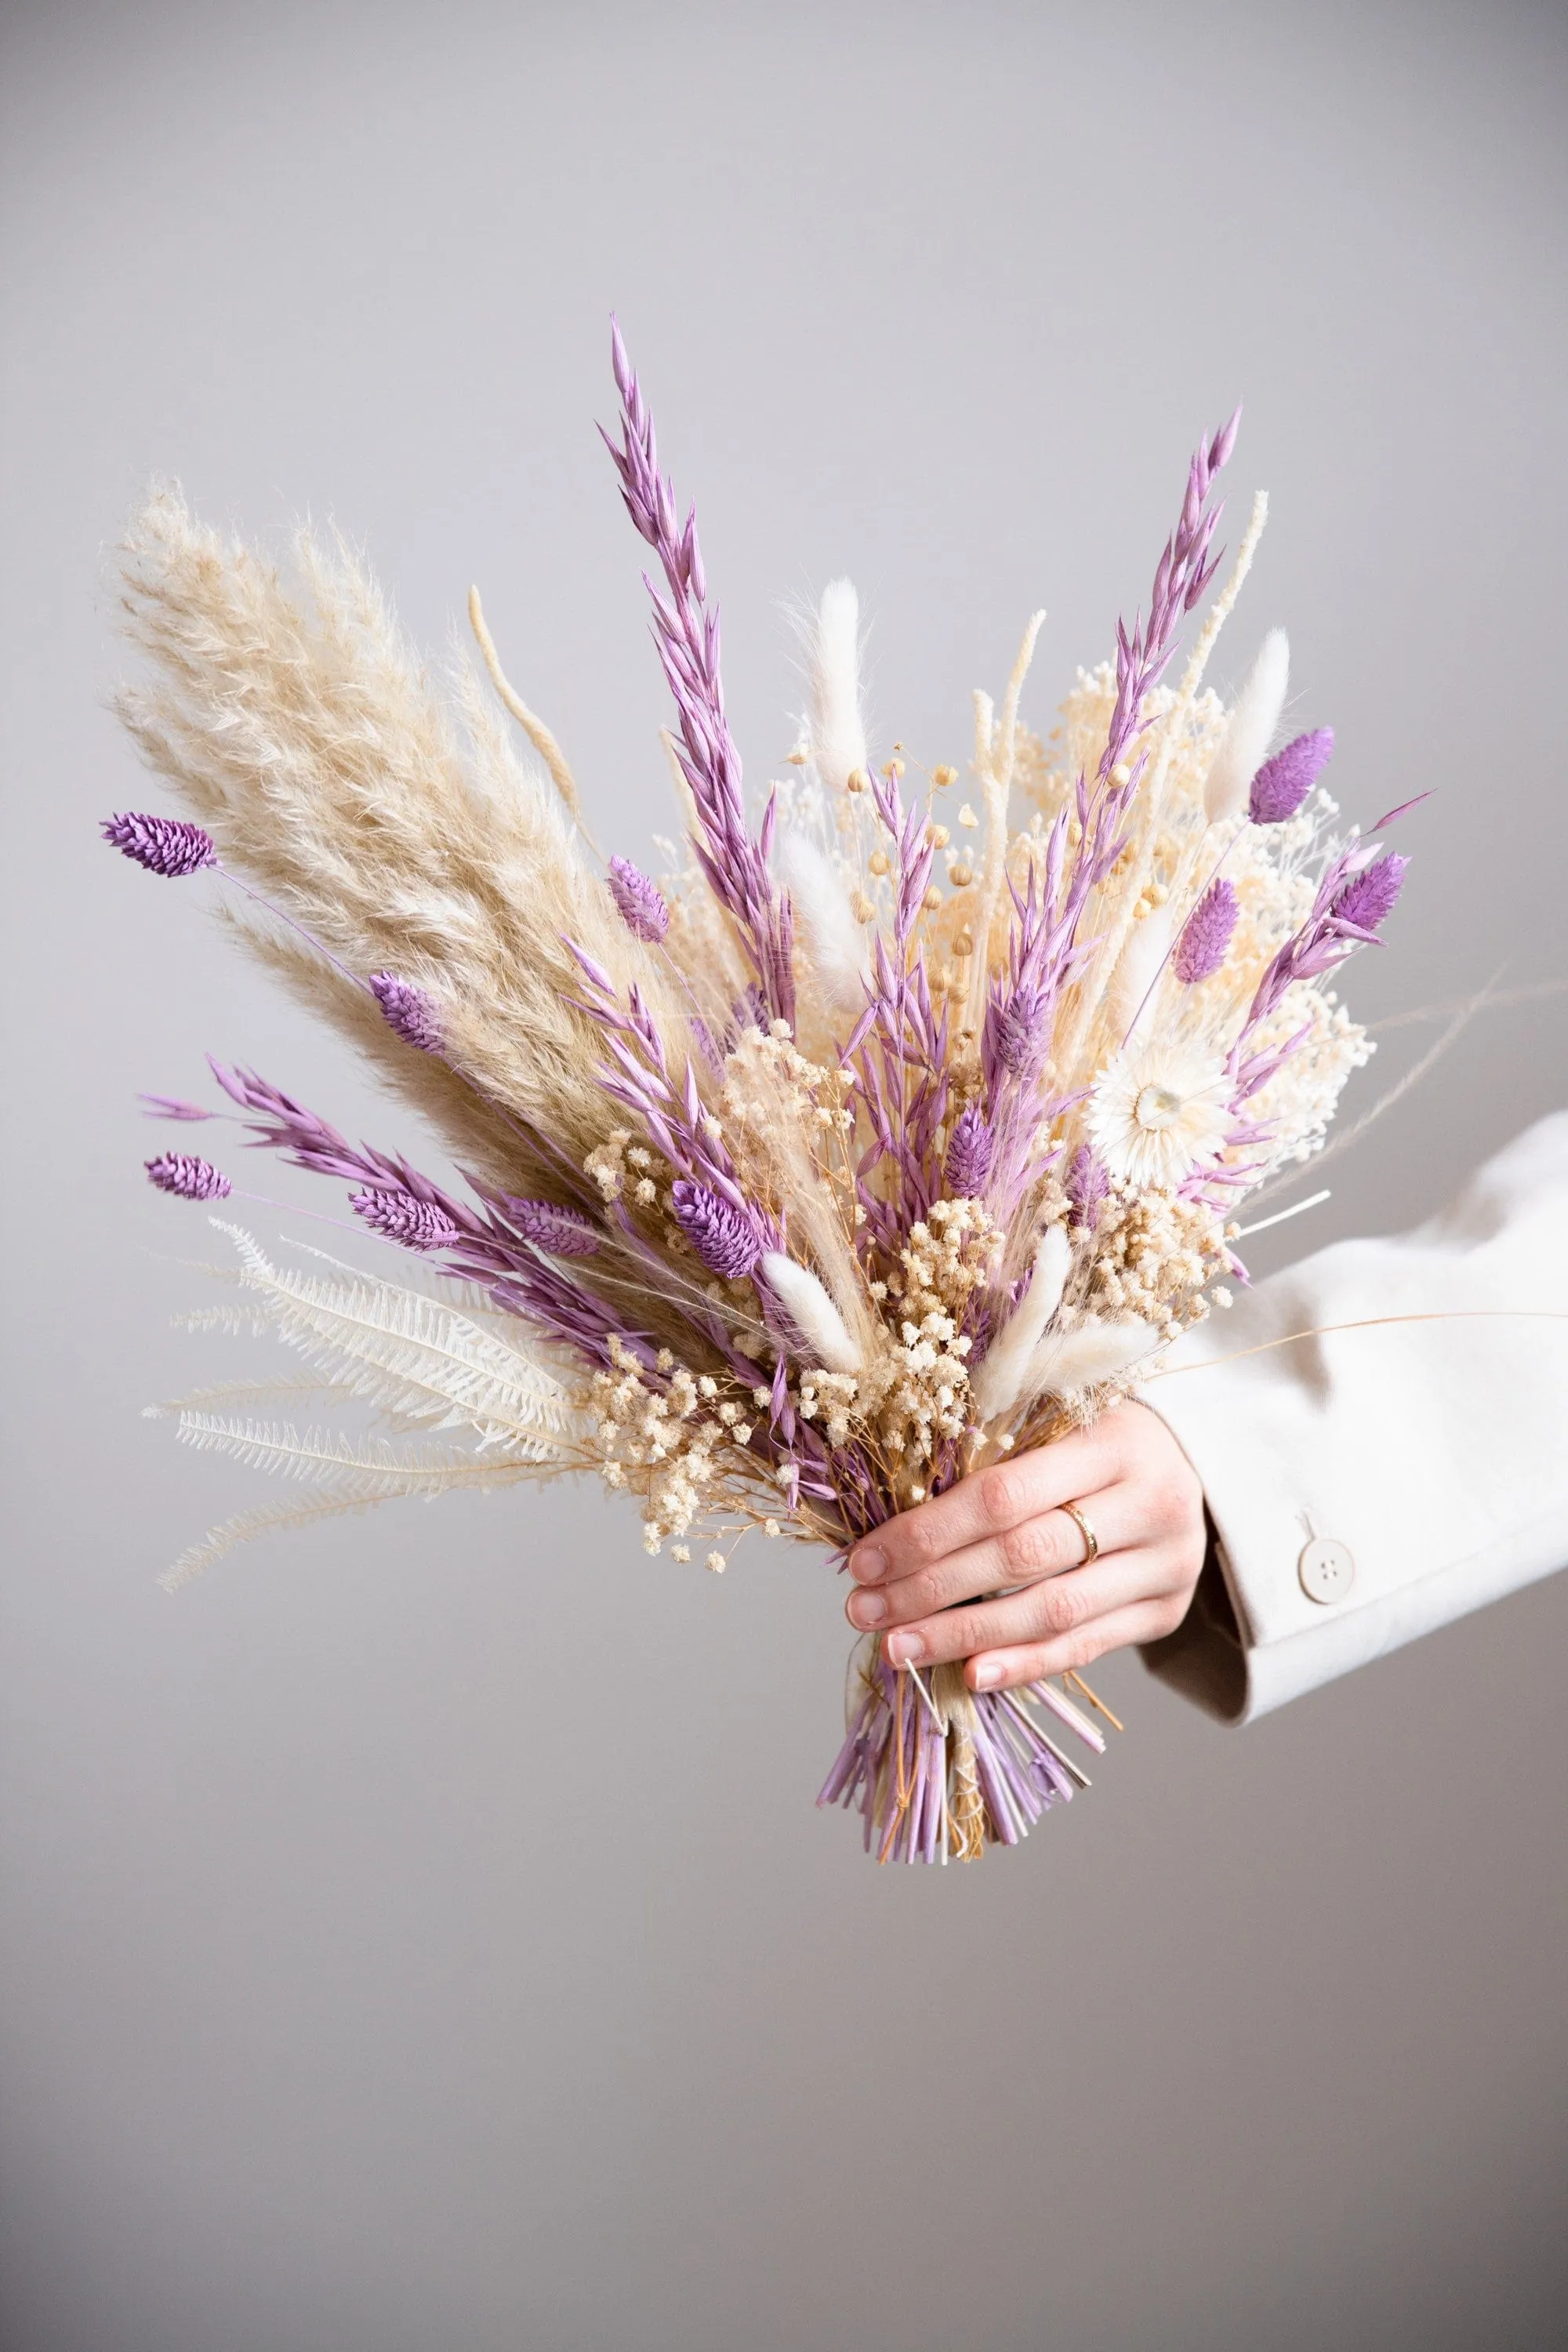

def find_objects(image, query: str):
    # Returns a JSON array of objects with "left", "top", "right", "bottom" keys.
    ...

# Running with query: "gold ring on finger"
[{"left": 1058, "top": 1500, "right": 1098, "bottom": 1566}]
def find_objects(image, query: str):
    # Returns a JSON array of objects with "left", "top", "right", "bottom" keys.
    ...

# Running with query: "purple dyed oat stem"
[{"left": 601, "top": 324, "right": 796, "bottom": 1026}]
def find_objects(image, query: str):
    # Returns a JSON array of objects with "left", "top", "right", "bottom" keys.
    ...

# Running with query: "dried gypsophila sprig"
[{"left": 110, "top": 325, "right": 1412, "bottom": 1861}]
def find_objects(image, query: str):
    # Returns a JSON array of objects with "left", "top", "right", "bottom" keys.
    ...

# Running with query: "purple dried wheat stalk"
[
  {"left": 670, "top": 1179, "right": 762, "bottom": 1279},
  {"left": 602, "top": 324, "right": 795, "bottom": 1025}
]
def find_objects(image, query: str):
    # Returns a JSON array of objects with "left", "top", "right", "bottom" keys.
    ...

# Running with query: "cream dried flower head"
[{"left": 1087, "top": 1042, "right": 1232, "bottom": 1192}]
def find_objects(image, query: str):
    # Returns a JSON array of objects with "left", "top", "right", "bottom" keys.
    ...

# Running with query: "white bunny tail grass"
[
  {"left": 774, "top": 826, "right": 869, "bottom": 1021},
  {"left": 1108, "top": 902, "right": 1174, "bottom": 1045},
  {"left": 1203, "top": 627, "right": 1290, "bottom": 823},
  {"left": 808, "top": 578, "right": 868, "bottom": 795},
  {"left": 760, "top": 1252, "right": 862, "bottom": 1375},
  {"left": 1031, "top": 1316, "right": 1161, "bottom": 1403},
  {"left": 970, "top": 1225, "right": 1072, "bottom": 1424}
]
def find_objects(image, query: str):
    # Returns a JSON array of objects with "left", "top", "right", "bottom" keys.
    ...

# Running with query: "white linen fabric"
[{"left": 1138, "top": 1113, "right": 1568, "bottom": 1722}]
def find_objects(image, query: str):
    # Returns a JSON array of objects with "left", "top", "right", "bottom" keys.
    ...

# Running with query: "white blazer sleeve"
[{"left": 1138, "top": 1112, "right": 1568, "bottom": 1722}]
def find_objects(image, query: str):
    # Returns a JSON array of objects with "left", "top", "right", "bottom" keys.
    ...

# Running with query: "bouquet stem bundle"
[{"left": 107, "top": 328, "right": 1406, "bottom": 1860}]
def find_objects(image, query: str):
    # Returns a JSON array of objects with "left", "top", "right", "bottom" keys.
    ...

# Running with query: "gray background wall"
[{"left": 3, "top": 3, "right": 1566, "bottom": 2347}]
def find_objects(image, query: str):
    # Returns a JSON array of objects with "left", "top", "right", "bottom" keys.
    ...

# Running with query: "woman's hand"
[{"left": 844, "top": 1402, "right": 1207, "bottom": 1693}]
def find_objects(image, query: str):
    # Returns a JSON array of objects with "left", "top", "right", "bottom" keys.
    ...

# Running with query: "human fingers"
[
  {"left": 876, "top": 1540, "right": 1192, "bottom": 1673},
  {"left": 844, "top": 1480, "right": 1138, "bottom": 1633},
  {"left": 847, "top": 1422, "right": 1122, "bottom": 1590},
  {"left": 964, "top": 1593, "right": 1194, "bottom": 1693}
]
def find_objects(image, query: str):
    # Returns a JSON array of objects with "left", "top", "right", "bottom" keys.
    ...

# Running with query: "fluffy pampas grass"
[{"left": 113, "top": 489, "right": 682, "bottom": 1189}]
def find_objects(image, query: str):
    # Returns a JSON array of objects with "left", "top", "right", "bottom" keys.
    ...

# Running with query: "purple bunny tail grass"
[
  {"left": 606, "top": 855, "right": 670, "bottom": 944},
  {"left": 349, "top": 1187, "right": 462, "bottom": 1252},
  {"left": 670, "top": 1178, "right": 761, "bottom": 1279},
  {"left": 1066, "top": 1144, "right": 1110, "bottom": 1231},
  {"left": 146, "top": 1152, "right": 231, "bottom": 1200},
  {"left": 1174, "top": 878, "right": 1240, "bottom": 984},
  {"left": 368, "top": 972, "right": 444, "bottom": 1053},
  {"left": 102, "top": 812, "right": 217, "bottom": 877},
  {"left": 1248, "top": 728, "right": 1335, "bottom": 826},
  {"left": 943, "top": 1105, "right": 995, "bottom": 1196},
  {"left": 500, "top": 1197, "right": 602, "bottom": 1257},
  {"left": 1331, "top": 851, "right": 1409, "bottom": 935}
]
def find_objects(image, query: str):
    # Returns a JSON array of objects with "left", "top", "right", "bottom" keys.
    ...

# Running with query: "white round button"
[{"left": 1298, "top": 1537, "right": 1355, "bottom": 1605}]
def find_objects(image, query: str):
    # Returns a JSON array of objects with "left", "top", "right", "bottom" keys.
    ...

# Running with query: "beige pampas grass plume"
[
  {"left": 970, "top": 1224, "right": 1072, "bottom": 1424},
  {"left": 760, "top": 1252, "right": 862, "bottom": 1374},
  {"left": 808, "top": 579, "right": 868, "bottom": 794},
  {"left": 112, "top": 488, "right": 684, "bottom": 1191},
  {"left": 1203, "top": 627, "right": 1289, "bottom": 823}
]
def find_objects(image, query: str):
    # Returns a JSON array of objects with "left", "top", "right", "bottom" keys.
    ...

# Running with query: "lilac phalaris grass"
[
  {"left": 147, "top": 1151, "right": 231, "bottom": 1200},
  {"left": 1174, "top": 877, "right": 1240, "bottom": 983},
  {"left": 602, "top": 324, "right": 796, "bottom": 1027},
  {"left": 103, "top": 812, "right": 217, "bottom": 877},
  {"left": 606, "top": 855, "right": 670, "bottom": 945},
  {"left": 368, "top": 971, "right": 444, "bottom": 1053},
  {"left": 1248, "top": 728, "right": 1334, "bottom": 826},
  {"left": 943, "top": 1105, "right": 994, "bottom": 1196}
]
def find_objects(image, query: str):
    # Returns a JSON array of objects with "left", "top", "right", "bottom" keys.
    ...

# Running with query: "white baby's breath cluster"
[
  {"left": 1083, "top": 1187, "right": 1231, "bottom": 1339},
  {"left": 583, "top": 1337, "right": 755, "bottom": 1554}
]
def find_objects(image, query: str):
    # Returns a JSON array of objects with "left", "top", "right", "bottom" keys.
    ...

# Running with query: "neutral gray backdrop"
[{"left": 3, "top": 4, "right": 1566, "bottom": 2348}]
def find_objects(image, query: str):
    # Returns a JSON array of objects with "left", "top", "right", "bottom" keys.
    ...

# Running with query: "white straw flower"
[
  {"left": 760, "top": 1251, "right": 862, "bottom": 1374},
  {"left": 1086, "top": 1041, "right": 1232, "bottom": 1191}
]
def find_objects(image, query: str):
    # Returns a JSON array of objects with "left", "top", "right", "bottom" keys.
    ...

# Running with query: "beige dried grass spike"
[
  {"left": 466, "top": 583, "right": 582, "bottom": 820},
  {"left": 966, "top": 608, "right": 1046, "bottom": 1035}
]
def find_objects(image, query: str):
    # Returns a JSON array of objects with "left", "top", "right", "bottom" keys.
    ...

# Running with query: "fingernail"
[
  {"left": 848, "top": 1589, "right": 887, "bottom": 1627},
  {"left": 851, "top": 1546, "right": 887, "bottom": 1583},
  {"left": 885, "top": 1631, "right": 923, "bottom": 1668},
  {"left": 971, "top": 1659, "right": 1003, "bottom": 1690}
]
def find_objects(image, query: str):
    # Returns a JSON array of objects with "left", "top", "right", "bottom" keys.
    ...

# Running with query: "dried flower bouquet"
[{"left": 107, "top": 327, "right": 1406, "bottom": 1861}]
